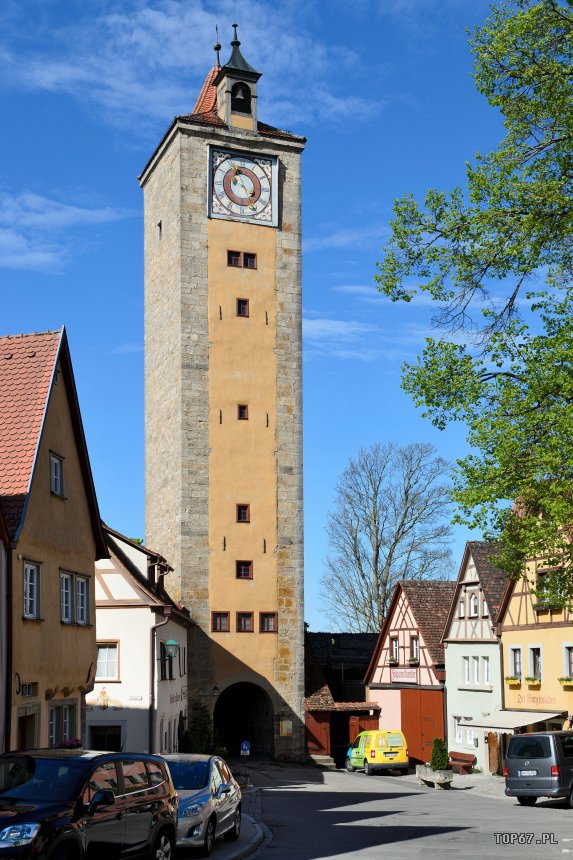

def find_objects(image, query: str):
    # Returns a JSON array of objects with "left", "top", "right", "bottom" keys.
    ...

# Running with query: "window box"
[
  {"left": 505, "top": 676, "right": 521, "bottom": 686},
  {"left": 408, "top": 658, "right": 420, "bottom": 666},
  {"left": 533, "top": 602, "right": 558, "bottom": 612},
  {"left": 559, "top": 677, "right": 573, "bottom": 687},
  {"left": 388, "top": 657, "right": 399, "bottom": 666},
  {"left": 524, "top": 676, "right": 541, "bottom": 686}
]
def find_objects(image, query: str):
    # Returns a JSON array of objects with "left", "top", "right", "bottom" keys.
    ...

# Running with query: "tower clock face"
[{"left": 210, "top": 149, "right": 277, "bottom": 226}]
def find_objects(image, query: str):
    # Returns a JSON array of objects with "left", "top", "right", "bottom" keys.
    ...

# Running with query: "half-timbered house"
[{"left": 364, "top": 580, "right": 456, "bottom": 764}]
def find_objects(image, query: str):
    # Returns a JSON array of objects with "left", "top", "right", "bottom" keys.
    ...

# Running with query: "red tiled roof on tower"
[
  {"left": 192, "top": 66, "right": 219, "bottom": 116},
  {"left": 0, "top": 330, "right": 61, "bottom": 536}
]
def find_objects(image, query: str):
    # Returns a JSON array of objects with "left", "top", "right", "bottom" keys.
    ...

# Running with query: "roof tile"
[
  {"left": 0, "top": 330, "right": 61, "bottom": 536},
  {"left": 400, "top": 580, "right": 457, "bottom": 665}
]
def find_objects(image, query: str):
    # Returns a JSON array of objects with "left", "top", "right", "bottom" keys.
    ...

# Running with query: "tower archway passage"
[{"left": 213, "top": 682, "right": 274, "bottom": 758}]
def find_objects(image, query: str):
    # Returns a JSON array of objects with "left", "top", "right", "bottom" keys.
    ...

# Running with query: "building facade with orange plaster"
[
  {"left": 0, "top": 329, "right": 107, "bottom": 751},
  {"left": 140, "top": 29, "right": 305, "bottom": 758}
]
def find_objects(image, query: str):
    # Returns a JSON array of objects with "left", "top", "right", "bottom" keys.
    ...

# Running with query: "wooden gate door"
[
  {"left": 349, "top": 716, "right": 360, "bottom": 743},
  {"left": 305, "top": 712, "right": 331, "bottom": 755},
  {"left": 487, "top": 732, "right": 499, "bottom": 773},
  {"left": 400, "top": 688, "right": 445, "bottom": 763}
]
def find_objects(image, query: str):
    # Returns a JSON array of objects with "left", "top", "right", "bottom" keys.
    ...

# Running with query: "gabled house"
[
  {"left": 498, "top": 559, "right": 570, "bottom": 731},
  {"left": 364, "top": 580, "right": 456, "bottom": 764},
  {"left": 86, "top": 526, "right": 193, "bottom": 753},
  {"left": 0, "top": 329, "right": 107, "bottom": 750},
  {"left": 442, "top": 542, "right": 509, "bottom": 772}
]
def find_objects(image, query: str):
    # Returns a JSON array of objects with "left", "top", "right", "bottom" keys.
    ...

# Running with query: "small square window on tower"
[
  {"left": 260, "top": 612, "right": 278, "bottom": 633},
  {"left": 227, "top": 250, "right": 241, "bottom": 267},
  {"left": 236, "top": 560, "right": 253, "bottom": 579},
  {"left": 236, "top": 504, "right": 250, "bottom": 523},
  {"left": 243, "top": 252, "right": 257, "bottom": 269},
  {"left": 237, "top": 612, "right": 254, "bottom": 633},
  {"left": 212, "top": 612, "right": 230, "bottom": 632},
  {"left": 238, "top": 404, "right": 249, "bottom": 420},
  {"left": 236, "top": 298, "right": 249, "bottom": 317}
]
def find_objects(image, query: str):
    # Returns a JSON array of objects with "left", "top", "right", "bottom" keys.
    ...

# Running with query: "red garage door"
[{"left": 400, "top": 689, "right": 444, "bottom": 764}]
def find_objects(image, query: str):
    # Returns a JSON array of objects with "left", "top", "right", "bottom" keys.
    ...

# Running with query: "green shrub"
[{"left": 430, "top": 737, "right": 449, "bottom": 771}]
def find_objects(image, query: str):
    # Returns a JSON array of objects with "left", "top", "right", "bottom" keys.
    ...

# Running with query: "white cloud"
[
  {"left": 304, "top": 223, "right": 388, "bottom": 253},
  {"left": 0, "top": 228, "right": 66, "bottom": 272},
  {"left": 111, "top": 342, "right": 144, "bottom": 355},
  {"left": 0, "top": 191, "right": 136, "bottom": 271},
  {"left": 0, "top": 0, "right": 383, "bottom": 133}
]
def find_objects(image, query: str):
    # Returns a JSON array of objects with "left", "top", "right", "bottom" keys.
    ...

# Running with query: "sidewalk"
[{"left": 401, "top": 769, "right": 508, "bottom": 800}]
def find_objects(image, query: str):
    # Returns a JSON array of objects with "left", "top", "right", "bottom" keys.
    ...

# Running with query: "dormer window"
[{"left": 231, "top": 82, "right": 251, "bottom": 114}]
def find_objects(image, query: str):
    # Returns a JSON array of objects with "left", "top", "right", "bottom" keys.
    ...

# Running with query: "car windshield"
[
  {"left": 0, "top": 756, "right": 86, "bottom": 802},
  {"left": 166, "top": 760, "right": 209, "bottom": 791},
  {"left": 506, "top": 736, "right": 552, "bottom": 759}
]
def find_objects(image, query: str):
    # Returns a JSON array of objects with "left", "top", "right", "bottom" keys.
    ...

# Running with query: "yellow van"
[{"left": 346, "top": 729, "right": 409, "bottom": 775}]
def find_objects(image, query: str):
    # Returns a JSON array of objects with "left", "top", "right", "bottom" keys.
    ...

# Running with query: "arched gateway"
[{"left": 213, "top": 682, "right": 274, "bottom": 758}]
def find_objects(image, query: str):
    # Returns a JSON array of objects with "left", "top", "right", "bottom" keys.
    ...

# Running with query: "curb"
[{"left": 226, "top": 815, "right": 266, "bottom": 860}]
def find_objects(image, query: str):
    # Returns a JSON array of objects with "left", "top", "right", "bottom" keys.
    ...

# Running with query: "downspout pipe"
[{"left": 149, "top": 607, "right": 171, "bottom": 754}]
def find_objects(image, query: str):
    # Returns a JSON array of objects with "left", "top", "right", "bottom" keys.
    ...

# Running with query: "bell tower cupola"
[{"left": 214, "top": 24, "right": 261, "bottom": 131}]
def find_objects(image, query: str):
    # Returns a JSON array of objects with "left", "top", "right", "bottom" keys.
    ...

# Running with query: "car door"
[
  {"left": 119, "top": 758, "right": 154, "bottom": 857},
  {"left": 208, "top": 759, "right": 226, "bottom": 837},
  {"left": 350, "top": 734, "right": 363, "bottom": 768},
  {"left": 214, "top": 759, "right": 236, "bottom": 834},
  {"left": 82, "top": 760, "right": 124, "bottom": 860}
]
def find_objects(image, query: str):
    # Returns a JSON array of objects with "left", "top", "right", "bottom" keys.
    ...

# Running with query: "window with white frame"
[
  {"left": 50, "top": 452, "right": 65, "bottom": 497},
  {"left": 60, "top": 571, "right": 89, "bottom": 625},
  {"left": 463, "top": 656, "right": 470, "bottom": 685},
  {"left": 469, "top": 592, "right": 478, "bottom": 617},
  {"left": 510, "top": 647, "right": 522, "bottom": 677},
  {"left": 530, "top": 646, "right": 542, "bottom": 679},
  {"left": 459, "top": 599, "right": 465, "bottom": 618},
  {"left": 390, "top": 637, "right": 399, "bottom": 660},
  {"left": 60, "top": 572, "right": 73, "bottom": 622},
  {"left": 49, "top": 703, "right": 76, "bottom": 747},
  {"left": 96, "top": 643, "right": 119, "bottom": 680},
  {"left": 411, "top": 636, "right": 419, "bottom": 660},
  {"left": 23, "top": 562, "right": 40, "bottom": 619},
  {"left": 482, "top": 599, "right": 489, "bottom": 617},
  {"left": 565, "top": 646, "right": 573, "bottom": 678},
  {"left": 472, "top": 655, "right": 480, "bottom": 684},
  {"left": 455, "top": 717, "right": 463, "bottom": 743},
  {"left": 483, "top": 656, "right": 490, "bottom": 685}
]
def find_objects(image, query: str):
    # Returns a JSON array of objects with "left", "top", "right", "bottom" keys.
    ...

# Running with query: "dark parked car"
[
  {"left": 0, "top": 749, "right": 177, "bottom": 859},
  {"left": 162, "top": 754, "right": 241, "bottom": 856},
  {"left": 505, "top": 731, "right": 573, "bottom": 805}
]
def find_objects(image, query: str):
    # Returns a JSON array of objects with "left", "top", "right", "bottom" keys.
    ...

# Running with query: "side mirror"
[
  {"left": 87, "top": 789, "right": 115, "bottom": 814},
  {"left": 220, "top": 783, "right": 232, "bottom": 795}
]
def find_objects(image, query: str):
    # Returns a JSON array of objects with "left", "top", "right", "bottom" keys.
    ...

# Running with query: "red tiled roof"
[
  {"left": 467, "top": 541, "right": 509, "bottom": 623},
  {"left": 192, "top": 66, "right": 219, "bottom": 115},
  {"left": 0, "top": 330, "right": 61, "bottom": 537},
  {"left": 400, "top": 580, "right": 457, "bottom": 665}
]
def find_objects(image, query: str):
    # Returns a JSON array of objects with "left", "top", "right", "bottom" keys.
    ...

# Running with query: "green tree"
[{"left": 375, "top": 0, "right": 573, "bottom": 605}]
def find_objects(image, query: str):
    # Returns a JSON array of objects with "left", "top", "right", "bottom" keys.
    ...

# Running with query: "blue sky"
[{"left": 1, "top": 0, "right": 503, "bottom": 630}]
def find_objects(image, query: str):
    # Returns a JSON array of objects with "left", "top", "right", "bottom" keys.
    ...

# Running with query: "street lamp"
[{"left": 164, "top": 639, "right": 179, "bottom": 659}]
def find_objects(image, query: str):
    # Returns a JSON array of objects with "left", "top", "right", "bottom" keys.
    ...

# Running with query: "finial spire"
[
  {"left": 214, "top": 26, "right": 221, "bottom": 67},
  {"left": 231, "top": 23, "right": 240, "bottom": 46}
]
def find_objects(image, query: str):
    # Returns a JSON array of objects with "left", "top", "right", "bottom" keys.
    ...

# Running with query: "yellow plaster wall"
[
  {"left": 501, "top": 562, "right": 573, "bottom": 723},
  {"left": 11, "top": 364, "right": 97, "bottom": 745},
  {"left": 230, "top": 113, "right": 255, "bottom": 131},
  {"left": 207, "top": 219, "right": 279, "bottom": 678}
]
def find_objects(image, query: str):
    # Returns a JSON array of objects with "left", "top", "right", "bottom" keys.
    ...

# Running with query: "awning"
[{"left": 459, "top": 710, "right": 564, "bottom": 731}]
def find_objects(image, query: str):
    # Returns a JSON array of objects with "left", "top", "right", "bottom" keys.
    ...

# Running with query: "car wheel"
[
  {"left": 364, "top": 760, "right": 373, "bottom": 776},
  {"left": 517, "top": 796, "right": 537, "bottom": 806},
  {"left": 224, "top": 806, "right": 241, "bottom": 841},
  {"left": 201, "top": 817, "right": 216, "bottom": 857},
  {"left": 345, "top": 758, "right": 355, "bottom": 773}
]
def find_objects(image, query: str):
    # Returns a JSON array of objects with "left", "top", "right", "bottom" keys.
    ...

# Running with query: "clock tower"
[{"left": 139, "top": 28, "right": 306, "bottom": 759}]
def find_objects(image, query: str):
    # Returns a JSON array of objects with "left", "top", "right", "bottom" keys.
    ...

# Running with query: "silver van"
[{"left": 505, "top": 731, "right": 573, "bottom": 805}]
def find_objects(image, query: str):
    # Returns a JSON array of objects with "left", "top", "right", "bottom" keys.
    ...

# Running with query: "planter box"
[
  {"left": 505, "top": 678, "right": 521, "bottom": 686},
  {"left": 416, "top": 764, "right": 454, "bottom": 789}
]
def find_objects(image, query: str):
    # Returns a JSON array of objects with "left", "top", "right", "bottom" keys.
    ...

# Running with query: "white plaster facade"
[
  {"left": 443, "top": 544, "right": 506, "bottom": 772},
  {"left": 86, "top": 529, "right": 192, "bottom": 754}
]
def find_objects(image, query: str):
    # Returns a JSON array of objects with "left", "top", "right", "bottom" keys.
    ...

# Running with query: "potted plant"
[
  {"left": 558, "top": 677, "right": 573, "bottom": 687},
  {"left": 415, "top": 738, "right": 453, "bottom": 789},
  {"left": 504, "top": 675, "right": 521, "bottom": 686},
  {"left": 408, "top": 657, "right": 419, "bottom": 666},
  {"left": 388, "top": 657, "right": 399, "bottom": 666},
  {"left": 525, "top": 676, "right": 541, "bottom": 686}
]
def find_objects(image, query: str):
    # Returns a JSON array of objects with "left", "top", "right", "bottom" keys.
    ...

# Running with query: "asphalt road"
[{"left": 240, "top": 762, "right": 573, "bottom": 860}]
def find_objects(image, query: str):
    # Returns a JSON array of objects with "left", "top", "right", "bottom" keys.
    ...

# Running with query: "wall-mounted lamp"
[{"left": 164, "top": 639, "right": 179, "bottom": 659}]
